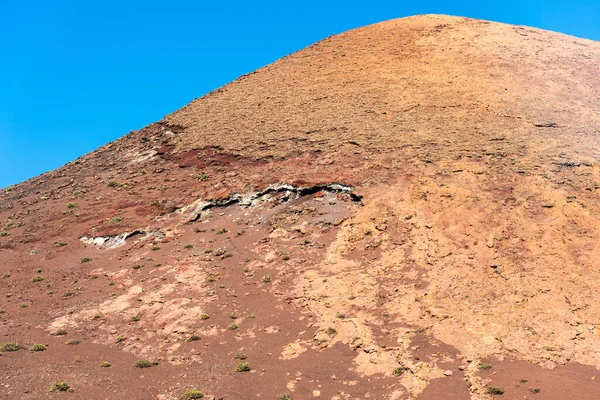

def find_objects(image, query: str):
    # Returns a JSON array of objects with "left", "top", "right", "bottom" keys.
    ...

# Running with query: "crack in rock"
[{"left": 179, "top": 182, "right": 362, "bottom": 222}]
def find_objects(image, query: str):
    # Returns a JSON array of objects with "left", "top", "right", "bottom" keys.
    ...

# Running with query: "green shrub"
[
  {"left": 134, "top": 359, "right": 153, "bottom": 368},
  {"left": 186, "top": 334, "right": 201, "bottom": 342},
  {"left": 0, "top": 342, "right": 19, "bottom": 351},
  {"left": 29, "top": 343, "right": 46, "bottom": 352},
  {"left": 49, "top": 382, "right": 71, "bottom": 392},
  {"left": 235, "top": 361, "right": 251, "bottom": 372},
  {"left": 487, "top": 386, "right": 504, "bottom": 395},
  {"left": 179, "top": 389, "right": 204, "bottom": 399}
]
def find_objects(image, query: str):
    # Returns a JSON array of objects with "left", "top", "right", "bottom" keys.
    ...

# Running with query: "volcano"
[{"left": 2, "top": 14, "right": 600, "bottom": 400}]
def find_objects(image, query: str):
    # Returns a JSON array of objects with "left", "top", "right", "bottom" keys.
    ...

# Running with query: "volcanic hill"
[{"left": 2, "top": 14, "right": 600, "bottom": 400}]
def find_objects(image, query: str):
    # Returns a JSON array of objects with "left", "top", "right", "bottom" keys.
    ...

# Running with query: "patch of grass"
[
  {"left": 234, "top": 352, "right": 247, "bottom": 360},
  {"left": 2, "top": 273, "right": 10, "bottom": 278},
  {"left": 262, "top": 275, "right": 272, "bottom": 284},
  {"left": 49, "top": 382, "right": 72, "bottom": 392},
  {"left": 215, "top": 228, "right": 227, "bottom": 235},
  {"left": 55, "top": 329, "right": 67, "bottom": 336},
  {"left": 116, "top": 335, "right": 127, "bottom": 343},
  {"left": 65, "top": 338, "right": 80, "bottom": 345},
  {"left": 235, "top": 361, "right": 251, "bottom": 372},
  {"left": 179, "top": 389, "right": 204, "bottom": 400},
  {"left": 66, "top": 202, "right": 77, "bottom": 209},
  {"left": 109, "top": 216, "right": 122, "bottom": 224},
  {"left": 479, "top": 363, "right": 493, "bottom": 370},
  {"left": 151, "top": 246, "right": 160, "bottom": 251},
  {"left": 130, "top": 314, "right": 141, "bottom": 322},
  {"left": 19, "top": 302, "right": 28, "bottom": 308},
  {"left": 326, "top": 327, "right": 337, "bottom": 335},
  {"left": 134, "top": 359, "right": 153, "bottom": 368},
  {"left": 184, "top": 244, "right": 194, "bottom": 249},
  {"left": 200, "top": 313, "right": 210, "bottom": 320},
  {"left": 35, "top": 268, "right": 42, "bottom": 273},
  {"left": 393, "top": 366, "right": 406, "bottom": 376},
  {"left": 529, "top": 387, "right": 541, "bottom": 394},
  {"left": 486, "top": 386, "right": 504, "bottom": 395},
  {"left": 0, "top": 231, "right": 8, "bottom": 237},
  {"left": 247, "top": 313, "right": 255, "bottom": 319},
  {"left": 227, "top": 323, "right": 238, "bottom": 331},
  {"left": 186, "top": 334, "right": 201, "bottom": 342},
  {"left": 0, "top": 342, "right": 19, "bottom": 352},
  {"left": 29, "top": 343, "right": 46, "bottom": 352},
  {"left": 80, "top": 257, "right": 91, "bottom": 263},
  {"left": 107, "top": 181, "right": 120, "bottom": 188},
  {"left": 32, "top": 275, "right": 44, "bottom": 282},
  {"left": 54, "top": 241, "right": 67, "bottom": 247},
  {"left": 229, "top": 311, "right": 238, "bottom": 319},
  {"left": 278, "top": 394, "right": 293, "bottom": 400},
  {"left": 100, "top": 361, "right": 111, "bottom": 367}
]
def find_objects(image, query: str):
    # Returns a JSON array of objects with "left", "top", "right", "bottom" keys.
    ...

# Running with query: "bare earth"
[{"left": 2, "top": 14, "right": 600, "bottom": 400}]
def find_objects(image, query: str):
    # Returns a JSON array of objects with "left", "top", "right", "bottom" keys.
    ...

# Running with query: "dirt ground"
[{"left": 2, "top": 14, "right": 600, "bottom": 400}]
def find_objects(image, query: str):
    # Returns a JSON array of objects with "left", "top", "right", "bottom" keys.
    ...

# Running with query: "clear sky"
[{"left": 1, "top": 0, "right": 599, "bottom": 188}]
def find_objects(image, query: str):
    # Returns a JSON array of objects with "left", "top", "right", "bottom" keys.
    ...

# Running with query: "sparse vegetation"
[
  {"left": 326, "top": 327, "right": 337, "bottom": 335},
  {"left": 487, "top": 386, "right": 504, "bottom": 395},
  {"left": 229, "top": 311, "right": 238, "bottom": 319},
  {"left": 278, "top": 394, "right": 293, "bottom": 400},
  {"left": 130, "top": 314, "right": 141, "bottom": 322},
  {"left": 1, "top": 342, "right": 19, "bottom": 352},
  {"left": 0, "top": 231, "right": 8, "bottom": 237},
  {"left": 32, "top": 275, "right": 44, "bottom": 282},
  {"left": 529, "top": 387, "right": 541, "bottom": 394},
  {"left": 393, "top": 366, "right": 406, "bottom": 376},
  {"left": 200, "top": 313, "right": 210, "bottom": 320},
  {"left": 54, "top": 241, "right": 67, "bottom": 247},
  {"left": 100, "top": 361, "right": 111, "bottom": 367},
  {"left": 66, "top": 202, "right": 77, "bottom": 209},
  {"left": 179, "top": 389, "right": 204, "bottom": 400},
  {"left": 262, "top": 275, "right": 272, "bottom": 283},
  {"left": 215, "top": 228, "right": 227, "bottom": 235},
  {"left": 116, "top": 335, "right": 127, "bottom": 343},
  {"left": 80, "top": 257, "right": 91, "bottom": 263},
  {"left": 228, "top": 323, "right": 238, "bottom": 330},
  {"left": 234, "top": 352, "right": 247, "bottom": 360},
  {"left": 186, "top": 334, "right": 201, "bottom": 342},
  {"left": 107, "top": 181, "right": 120, "bottom": 188},
  {"left": 184, "top": 244, "right": 194, "bottom": 249},
  {"left": 65, "top": 338, "right": 80, "bottom": 345},
  {"left": 55, "top": 329, "right": 67, "bottom": 336},
  {"left": 151, "top": 246, "right": 160, "bottom": 251},
  {"left": 49, "top": 382, "right": 72, "bottom": 392},
  {"left": 479, "top": 363, "right": 492, "bottom": 370},
  {"left": 235, "top": 361, "right": 251, "bottom": 372},
  {"left": 29, "top": 343, "right": 46, "bottom": 352}
]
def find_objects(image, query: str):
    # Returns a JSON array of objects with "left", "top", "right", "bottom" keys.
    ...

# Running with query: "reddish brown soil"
[{"left": 3, "top": 13, "right": 600, "bottom": 400}]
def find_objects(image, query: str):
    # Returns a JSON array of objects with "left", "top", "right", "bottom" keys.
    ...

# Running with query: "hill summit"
[{"left": 2, "top": 14, "right": 600, "bottom": 400}]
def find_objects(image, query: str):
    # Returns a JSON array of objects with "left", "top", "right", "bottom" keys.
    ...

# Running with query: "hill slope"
[{"left": 2, "top": 14, "right": 600, "bottom": 400}]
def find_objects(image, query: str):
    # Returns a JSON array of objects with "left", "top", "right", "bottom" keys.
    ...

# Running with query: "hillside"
[{"left": 2, "top": 14, "right": 600, "bottom": 399}]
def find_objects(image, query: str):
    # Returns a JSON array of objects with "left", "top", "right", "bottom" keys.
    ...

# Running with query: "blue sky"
[{"left": 1, "top": 0, "right": 599, "bottom": 188}]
